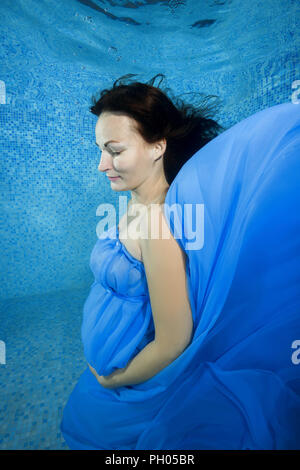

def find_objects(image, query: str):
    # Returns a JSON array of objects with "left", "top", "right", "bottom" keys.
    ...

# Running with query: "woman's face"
[{"left": 95, "top": 112, "right": 164, "bottom": 191}]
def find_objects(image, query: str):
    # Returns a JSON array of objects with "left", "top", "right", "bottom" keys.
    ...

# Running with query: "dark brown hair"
[{"left": 90, "top": 73, "right": 225, "bottom": 185}]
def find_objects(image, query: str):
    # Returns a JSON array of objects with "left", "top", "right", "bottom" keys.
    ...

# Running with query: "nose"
[{"left": 97, "top": 150, "right": 113, "bottom": 173}]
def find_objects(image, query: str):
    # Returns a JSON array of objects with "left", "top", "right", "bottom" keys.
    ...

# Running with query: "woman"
[{"left": 61, "top": 74, "right": 300, "bottom": 450}]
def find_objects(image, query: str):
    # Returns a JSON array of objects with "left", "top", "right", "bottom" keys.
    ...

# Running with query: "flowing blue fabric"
[{"left": 61, "top": 102, "right": 300, "bottom": 450}]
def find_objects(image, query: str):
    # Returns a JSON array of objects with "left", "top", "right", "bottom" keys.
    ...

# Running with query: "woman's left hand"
[{"left": 88, "top": 363, "right": 119, "bottom": 389}]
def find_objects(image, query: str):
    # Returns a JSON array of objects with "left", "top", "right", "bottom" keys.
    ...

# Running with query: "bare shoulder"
[
  {"left": 139, "top": 203, "right": 186, "bottom": 262},
  {"left": 139, "top": 203, "right": 170, "bottom": 241}
]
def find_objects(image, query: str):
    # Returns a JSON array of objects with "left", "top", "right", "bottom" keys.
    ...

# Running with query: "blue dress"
[{"left": 61, "top": 102, "right": 300, "bottom": 450}]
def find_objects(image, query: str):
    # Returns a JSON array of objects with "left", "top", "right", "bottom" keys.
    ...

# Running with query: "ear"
[{"left": 154, "top": 138, "right": 167, "bottom": 157}]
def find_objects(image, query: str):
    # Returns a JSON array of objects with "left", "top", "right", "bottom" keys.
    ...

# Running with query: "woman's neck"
[{"left": 129, "top": 186, "right": 169, "bottom": 208}]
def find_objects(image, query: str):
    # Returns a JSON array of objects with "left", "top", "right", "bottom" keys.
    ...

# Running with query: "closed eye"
[
  {"left": 96, "top": 142, "right": 122, "bottom": 156},
  {"left": 97, "top": 148, "right": 121, "bottom": 156}
]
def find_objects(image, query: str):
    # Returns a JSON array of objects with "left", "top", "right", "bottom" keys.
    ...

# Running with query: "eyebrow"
[{"left": 95, "top": 140, "right": 120, "bottom": 147}]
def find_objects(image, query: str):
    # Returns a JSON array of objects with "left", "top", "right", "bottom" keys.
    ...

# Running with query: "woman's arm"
[
  {"left": 89, "top": 338, "right": 185, "bottom": 388},
  {"left": 90, "top": 204, "right": 194, "bottom": 389}
]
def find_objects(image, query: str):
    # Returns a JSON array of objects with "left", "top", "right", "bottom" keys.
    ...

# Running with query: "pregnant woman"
[{"left": 61, "top": 74, "right": 300, "bottom": 450}]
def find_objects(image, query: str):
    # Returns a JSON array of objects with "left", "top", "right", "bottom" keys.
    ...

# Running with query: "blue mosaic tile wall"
[
  {"left": 1, "top": 0, "right": 299, "bottom": 301},
  {"left": 0, "top": 0, "right": 299, "bottom": 450}
]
